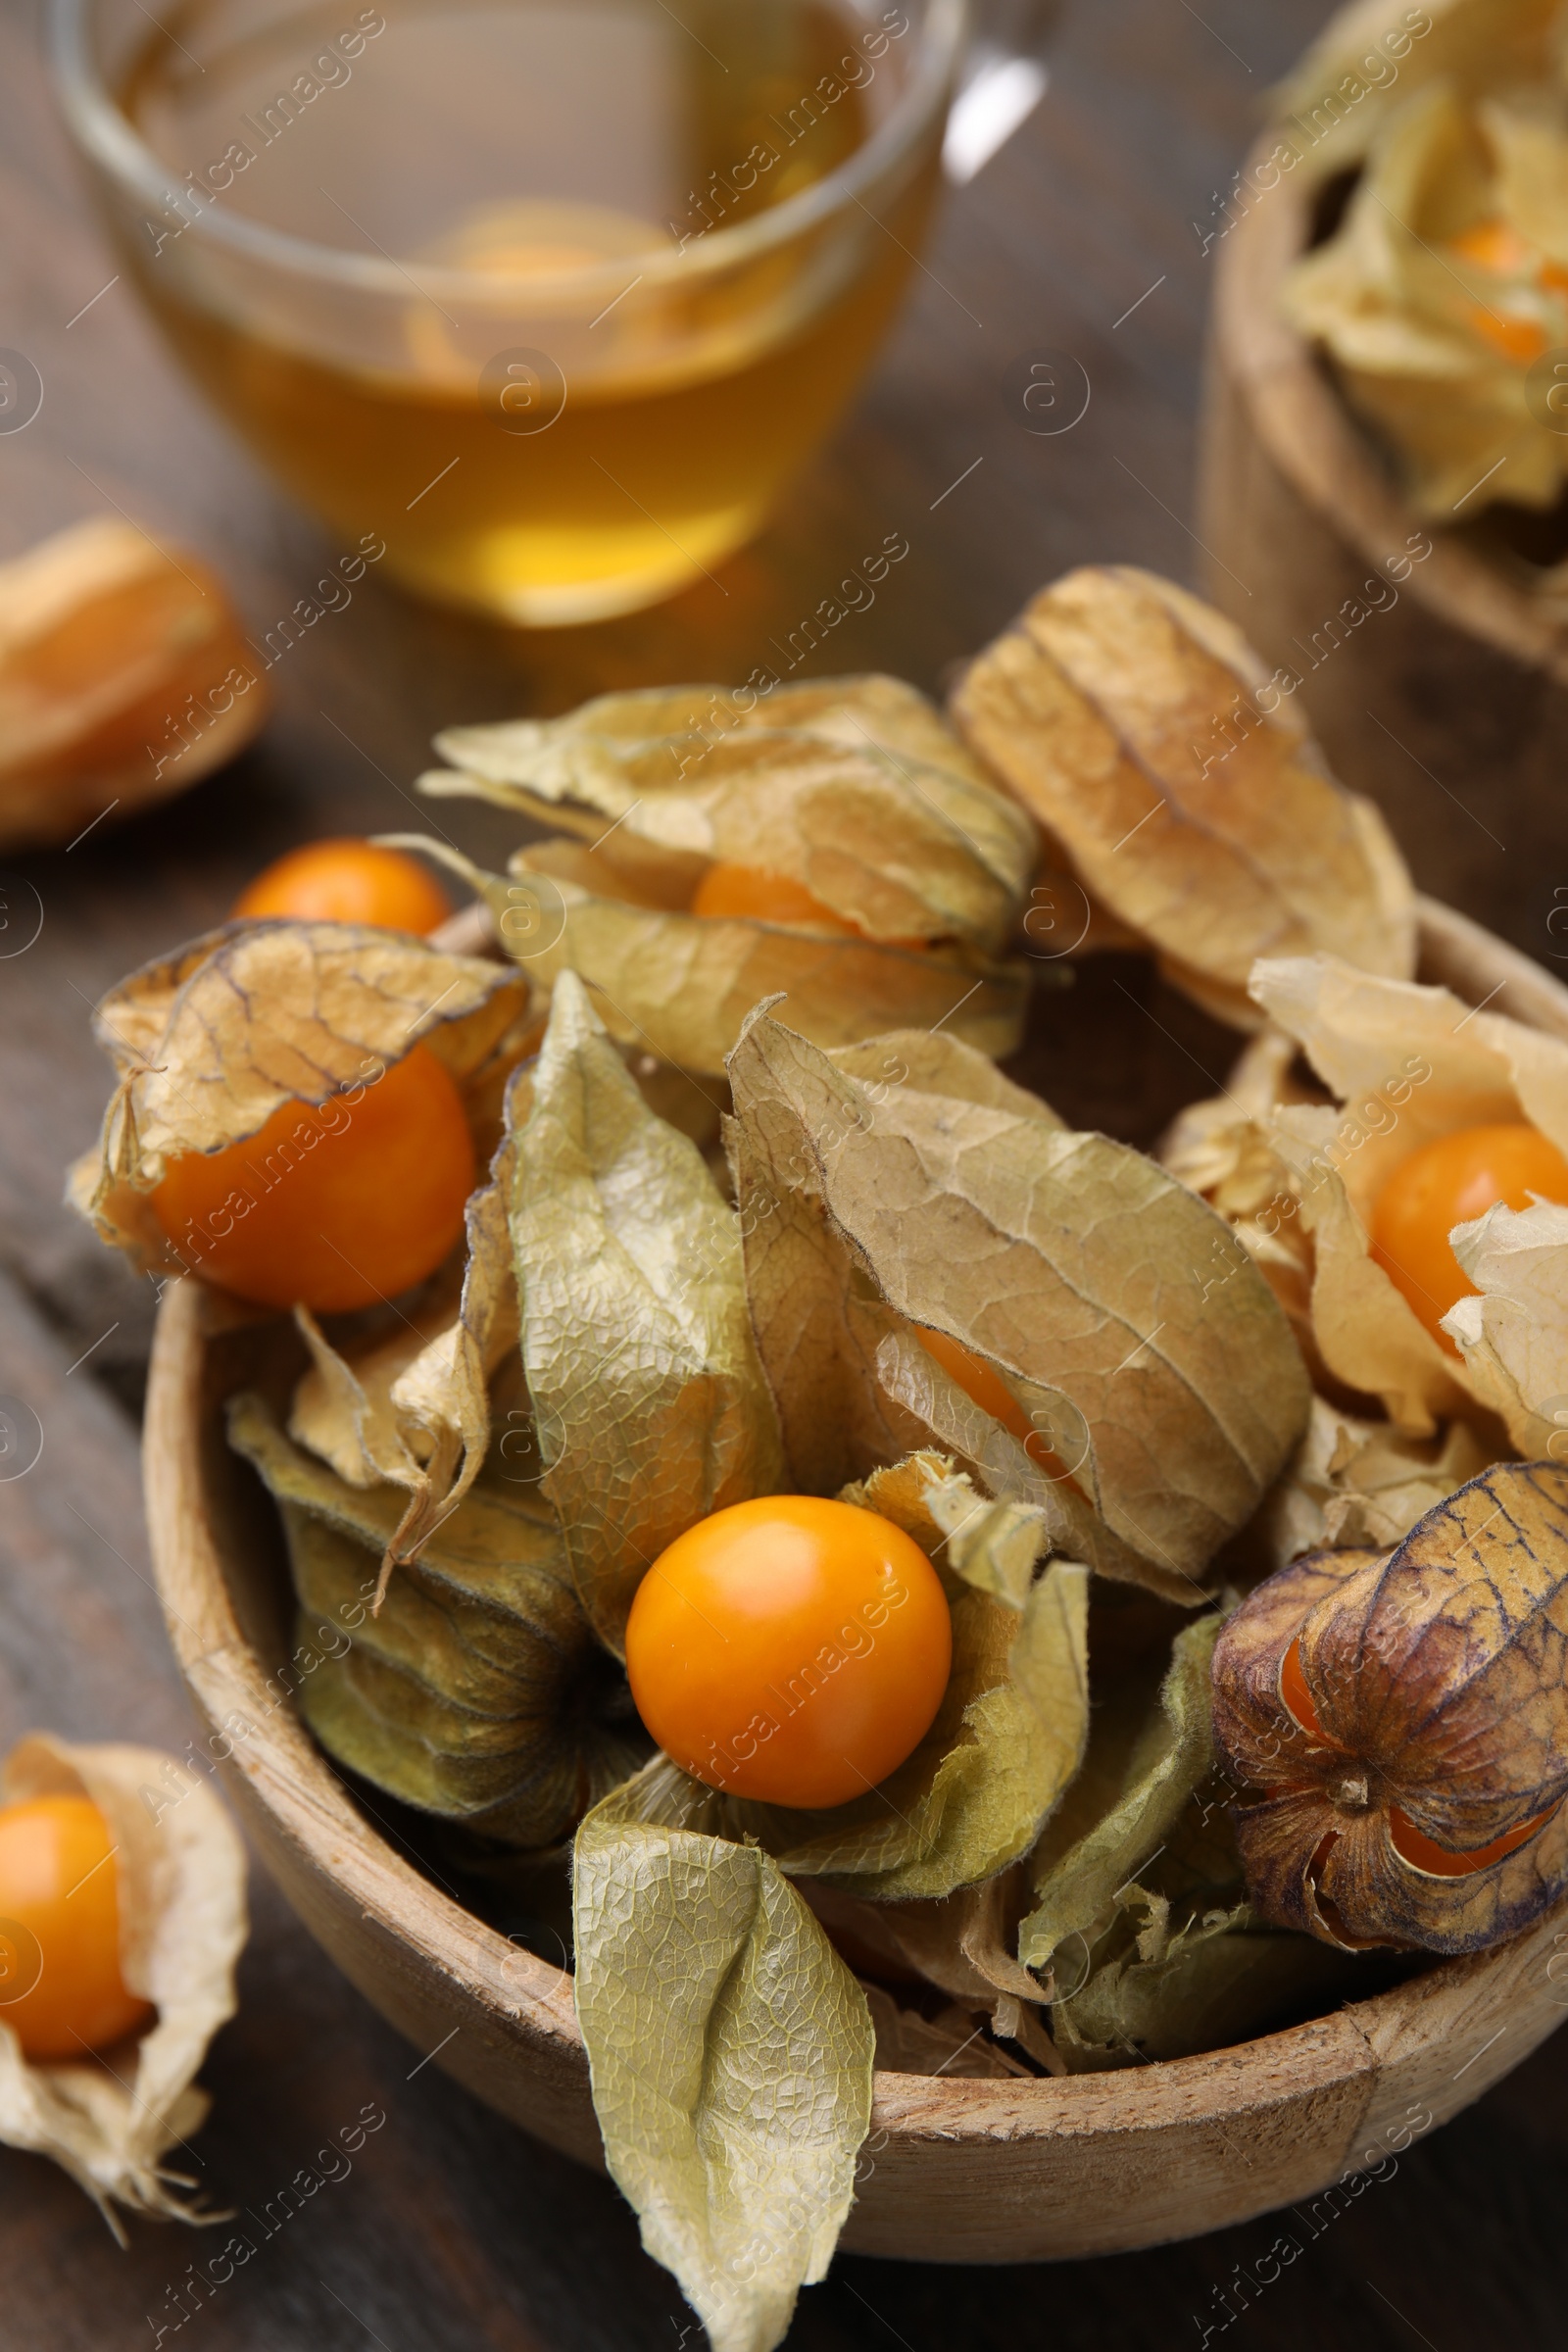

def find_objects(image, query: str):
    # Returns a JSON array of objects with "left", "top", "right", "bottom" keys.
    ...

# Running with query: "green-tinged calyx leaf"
[
  {"left": 593, "top": 1456, "right": 1092, "bottom": 1902},
  {"left": 572, "top": 1819, "right": 874, "bottom": 2352},
  {"left": 511, "top": 971, "right": 782, "bottom": 1654}
]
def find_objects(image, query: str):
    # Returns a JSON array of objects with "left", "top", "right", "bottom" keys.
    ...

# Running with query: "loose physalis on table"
[
  {"left": 71, "top": 563, "right": 1568, "bottom": 2352},
  {"left": 0, "top": 1733, "right": 247, "bottom": 2231}
]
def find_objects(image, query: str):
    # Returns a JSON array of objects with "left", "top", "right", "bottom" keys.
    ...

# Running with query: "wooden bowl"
[
  {"left": 143, "top": 897, "right": 1568, "bottom": 2264},
  {"left": 1198, "top": 134, "right": 1568, "bottom": 966}
]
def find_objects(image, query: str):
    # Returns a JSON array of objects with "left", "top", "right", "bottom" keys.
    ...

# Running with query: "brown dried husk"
[
  {"left": 1213, "top": 1462, "right": 1568, "bottom": 1953},
  {"left": 0, "top": 1733, "right": 247, "bottom": 2233},
  {"left": 950, "top": 566, "right": 1416, "bottom": 1024},
  {"left": 405, "top": 837, "right": 1029, "bottom": 1079},
  {"left": 421, "top": 680, "right": 1037, "bottom": 954},
  {"left": 724, "top": 1006, "right": 1311, "bottom": 1598},
  {"left": 67, "top": 921, "right": 534, "bottom": 1281},
  {"left": 0, "top": 517, "right": 269, "bottom": 852}
]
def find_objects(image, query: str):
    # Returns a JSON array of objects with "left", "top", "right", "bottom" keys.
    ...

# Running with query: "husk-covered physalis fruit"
[
  {"left": 0, "top": 516, "right": 269, "bottom": 852},
  {"left": 950, "top": 566, "right": 1416, "bottom": 1027},
  {"left": 69, "top": 921, "right": 533, "bottom": 1311},
  {"left": 724, "top": 1008, "right": 1311, "bottom": 1599},
  {"left": 1212, "top": 1462, "right": 1568, "bottom": 1955},
  {"left": 284, "top": 1123, "right": 521, "bottom": 1591},
  {"left": 229, "top": 1396, "right": 646, "bottom": 1844},
  {"left": 411, "top": 674, "right": 1035, "bottom": 1076},
  {"left": 509, "top": 972, "right": 784, "bottom": 1654},
  {"left": 1281, "top": 78, "right": 1568, "bottom": 520},
  {"left": 1248, "top": 954, "right": 1568, "bottom": 1435},
  {"left": 1017, "top": 1613, "right": 1365, "bottom": 2066},
  {"left": 0, "top": 1732, "right": 247, "bottom": 2231},
  {"left": 623, "top": 1495, "right": 953, "bottom": 1807}
]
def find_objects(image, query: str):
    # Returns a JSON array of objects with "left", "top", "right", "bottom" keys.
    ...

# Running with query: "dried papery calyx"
[
  {"left": 1211, "top": 1462, "right": 1568, "bottom": 1954},
  {"left": 507, "top": 972, "right": 783, "bottom": 1656},
  {"left": 724, "top": 1006, "right": 1311, "bottom": 1597},
  {"left": 230, "top": 1396, "right": 645, "bottom": 1844},
  {"left": 0, "top": 517, "right": 269, "bottom": 853},
  {"left": 1237, "top": 1394, "right": 1497, "bottom": 1585},
  {"left": 0, "top": 1732, "right": 247, "bottom": 2230},
  {"left": 950, "top": 566, "right": 1415, "bottom": 1027},
  {"left": 1282, "top": 77, "right": 1568, "bottom": 521},
  {"left": 1248, "top": 953, "right": 1568, "bottom": 1436},
  {"left": 68, "top": 921, "right": 533, "bottom": 1281},
  {"left": 404, "top": 675, "right": 1036, "bottom": 1076},
  {"left": 589, "top": 1452, "right": 1091, "bottom": 1902}
]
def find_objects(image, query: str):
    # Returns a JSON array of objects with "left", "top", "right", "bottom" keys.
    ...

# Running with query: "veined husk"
[
  {"left": 1018, "top": 1615, "right": 1222, "bottom": 1980},
  {"left": 1444, "top": 1198, "right": 1568, "bottom": 1449},
  {"left": 725, "top": 1005, "right": 1311, "bottom": 1598},
  {"left": 405, "top": 836, "right": 1029, "bottom": 1080},
  {"left": 572, "top": 1819, "right": 874, "bottom": 2352},
  {"left": 590, "top": 1454, "right": 1091, "bottom": 1903},
  {"left": 286, "top": 1124, "right": 522, "bottom": 1594},
  {"left": 0, "top": 1732, "right": 247, "bottom": 2234},
  {"left": 1273, "top": 0, "right": 1567, "bottom": 180},
  {"left": 1249, "top": 952, "right": 1568, "bottom": 1434},
  {"left": 229, "top": 1396, "right": 645, "bottom": 1843},
  {"left": 509, "top": 972, "right": 783, "bottom": 1655},
  {"left": 950, "top": 566, "right": 1416, "bottom": 1028},
  {"left": 1282, "top": 79, "right": 1568, "bottom": 516},
  {"left": 1213, "top": 1463, "right": 1568, "bottom": 1953},
  {"left": 67, "top": 921, "right": 533, "bottom": 1280},
  {"left": 1012, "top": 1617, "right": 1364, "bottom": 2066},
  {"left": 428, "top": 673, "right": 998, "bottom": 796},
  {"left": 421, "top": 677, "right": 1037, "bottom": 955}
]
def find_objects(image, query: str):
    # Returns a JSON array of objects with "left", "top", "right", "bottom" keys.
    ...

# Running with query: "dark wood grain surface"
[{"left": 4, "top": 0, "right": 1567, "bottom": 2343}]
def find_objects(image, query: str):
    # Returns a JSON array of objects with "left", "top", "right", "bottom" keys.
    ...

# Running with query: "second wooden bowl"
[
  {"left": 1199, "top": 133, "right": 1568, "bottom": 966},
  {"left": 143, "top": 897, "right": 1568, "bottom": 2263}
]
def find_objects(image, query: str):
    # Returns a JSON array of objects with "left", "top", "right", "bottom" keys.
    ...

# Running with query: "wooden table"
[{"left": 4, "top": 0, "right": 1565, "bottom": 2343}]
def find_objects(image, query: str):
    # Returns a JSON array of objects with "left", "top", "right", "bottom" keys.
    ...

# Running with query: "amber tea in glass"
[{"left": 55, "top": 0, "right": 962, "bottom": 623}]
